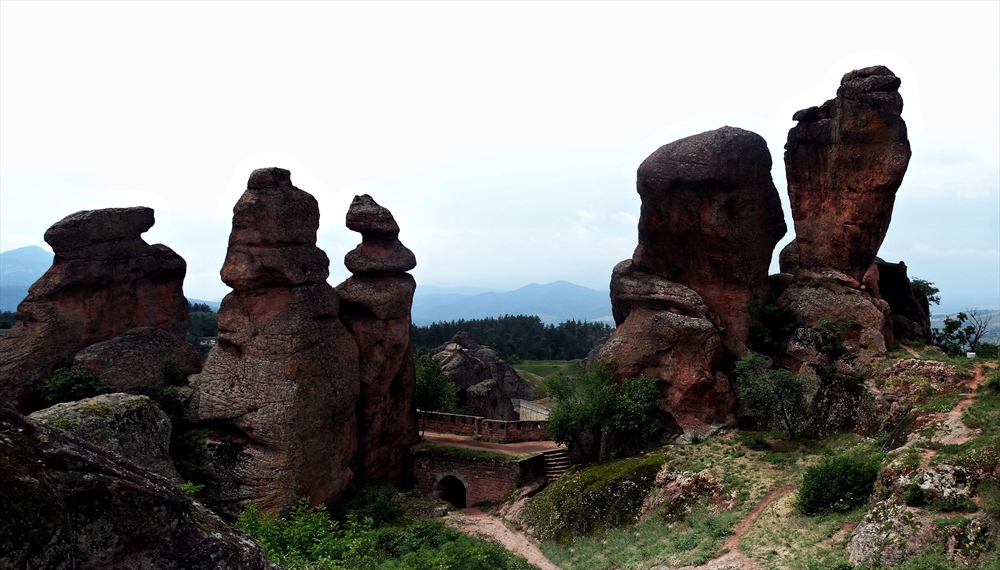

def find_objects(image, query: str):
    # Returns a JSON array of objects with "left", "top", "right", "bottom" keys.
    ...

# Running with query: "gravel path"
[
  {"left": 447, "top": 508, "right": 560, "bottom": 570},
  {"left": 422, "top": 431, "right": 561, "bottom": 454}
]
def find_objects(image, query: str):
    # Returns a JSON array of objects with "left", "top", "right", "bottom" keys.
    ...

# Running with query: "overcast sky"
[{"left": 1, "top": 2, "right": 997, "bottom": 313}]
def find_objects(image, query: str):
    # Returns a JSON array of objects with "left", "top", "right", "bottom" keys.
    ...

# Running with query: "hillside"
[{"left": 412, "top": 281, "right": 612, "bottom": 325}]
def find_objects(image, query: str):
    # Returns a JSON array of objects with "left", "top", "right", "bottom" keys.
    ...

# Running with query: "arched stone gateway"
[{"left": 437, "top": 475, "right": 467, "bottom": 508}]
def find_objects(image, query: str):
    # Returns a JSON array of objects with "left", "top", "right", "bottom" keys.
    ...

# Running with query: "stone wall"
[
  {"left": 411, "top": 451, "right": 546, "bottom": 506},
  {"left": 418, "top": 411, "right": 549, "bottom": 442}
]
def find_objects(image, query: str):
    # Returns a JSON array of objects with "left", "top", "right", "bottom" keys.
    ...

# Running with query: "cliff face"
[
  {"left": 0, "top": 207, "right": 190, "bottom": 413},
  {"left": 187, "top": 168, "right": 360, "bottom": 518},
  {"left": 336, "top": 194, "right": 419, "bottom": 486}
]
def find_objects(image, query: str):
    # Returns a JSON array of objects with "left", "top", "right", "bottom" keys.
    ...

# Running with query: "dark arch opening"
[{"left": 438, "top": 475, "right": 466, "bottom": 509}]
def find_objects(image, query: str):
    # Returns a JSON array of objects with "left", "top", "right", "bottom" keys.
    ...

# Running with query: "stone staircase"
[{"left": 541, "top": 448, "right": 569, "bottom": 482}]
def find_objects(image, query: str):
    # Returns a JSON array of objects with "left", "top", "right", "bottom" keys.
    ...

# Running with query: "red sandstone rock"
[
  {"left": 633, "top": 126, "right": 786, "bottom": 355},
  {"left": 187, "top": 168, "right": 360, "bottom": 518},
  {"left": 336, "top": 195, "right": 419, "bottom": 485},
  {"left": 875, "top": 258, "right": 931, "bottom": 339},
  {"left": 784, "top": 65, "right": 911, "bottom": 283},
  {"left": 0, "top": 207, "right": 188, "bottom": 413}
]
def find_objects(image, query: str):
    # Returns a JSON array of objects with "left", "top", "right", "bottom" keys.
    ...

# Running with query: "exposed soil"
[
  {"left": 447, "top": 508, "right": 560, "bottom": 570},
  {"left": 899, "top": 344, "right": 922, "bottom": 358},
  {"left": 929, "top": 362, "right": 985, "bottom": 446},
  {"left": 421, "top": 431, "right": 561, "bottom": 455}
]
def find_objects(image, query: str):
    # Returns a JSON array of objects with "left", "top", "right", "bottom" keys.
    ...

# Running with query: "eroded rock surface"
[
  {"left": 71, "top": 326, "right": 201, "bottom": 397},
  {"left": 875, "top": 258, "right": 931, "bottom": 340},
  {"left": 187, "top": 168, "right": 360, "bottom": 518},
  {"left": 633, "top": 126, "right": 786, "bottom": 354},
  {"left": 29, "top": 393, "right": 181, "bottom": 482},
  {"left": 336, "top": 194, "right": 418, "bottom": 486},
  {"left": 0, "top": 400, "right": 276, "bottom": 570},
  {"left": 0, "top": 207, "right": 189, "bottom": 413},
  {"left": 784, "top": 65, "right": 911, "bottom": 283},
  {"left": 432, "top": 332, "right": 533, "bottom": 420}
]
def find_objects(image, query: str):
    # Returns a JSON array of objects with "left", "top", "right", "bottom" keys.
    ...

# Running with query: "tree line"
[{"left": 411, "top": 315, "right": 614, "bottom": 360}]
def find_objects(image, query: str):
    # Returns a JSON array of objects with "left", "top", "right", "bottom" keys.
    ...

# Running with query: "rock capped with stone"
[
  {"left": 336, "top": 194, "right": 418, "bottom": 486},
  {"left": 29, "top": 393, "right": 181, "bottom": 482},
  {"left": 0, "top": 400, "right": 277, "bottom": 570},
  {"left": 432, "top": 332, "right": 533, "bottom": 420},
  {"left": 784, "top": 65, "right": 911, "bottom": 283},
  {"left": 632, "top": 126, "right": 787, "bottom": 355},
  {"left": 187, "top": 167, "right": 360, "bottom": 518},
  {"left": 0, "top": 207, "right": 189, "bottom": 413}
]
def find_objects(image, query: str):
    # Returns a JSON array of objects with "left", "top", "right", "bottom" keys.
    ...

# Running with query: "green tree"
[
  {"left": 0, "top": 310, "right": 15, "bottom": 329},
  {"left": 735, "top": 352, "right": 815, "bottom": 439},
  {"left": 414, "top": 353, "right": 458, "bottom": 413},
  {"left": 545, "top": 365, "right": 663, "bottom": 462},
  {"left": 747, "top": 299, "right": 797, "bottom": 356},
  {"left": 911, "top": 278, "right": 940, "bottom": 305},
  {"left": 933, "top": 309, "right": 994, "bottom": 356}
]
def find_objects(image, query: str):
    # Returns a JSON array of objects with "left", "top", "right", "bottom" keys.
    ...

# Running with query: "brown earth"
[
  {"left": 421, "top": 431, "right": 560, "bottom": 455},
  {"left": 447, "top": 508, "right": 560, "bottom": 570}
]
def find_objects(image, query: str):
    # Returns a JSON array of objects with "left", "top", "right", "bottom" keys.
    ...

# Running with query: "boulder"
[
  {"left": 465, "top": 379, "right": 517, "bottom": 421},
  {"left": 0, "top": 207, "right": 189, "bottom": 413},
  {"left": 0, "top": 400, "right": 276, "bottom": 570},
  {"left": 846, "top": 499, "right": 936, "bottom": 567},
  {"left": 432, "top": 332, "right": 533, "bottom": 420},
  {"left": 71, "top": 326, "right": 201, "bottom": 397},
  {"left": 336, "top": 194, "right": 419, "bottom": 486},
  {"left": 875, "top": 258, "right": 931, "bottom": 339},
  {"left": 29, "top": 393, "right": 181, "bottom": 482},
  {"left": 784, "top": 66, "right": 912, "bottom": 283},
  {"left": 606, "top": 264, "right": 735, "bottom": 431},
  {"left": 632, "top": 126, "right": 786, "bottom": 354},
  {"left": 187, "top": 168, "right": 360, "bottom": 518}
]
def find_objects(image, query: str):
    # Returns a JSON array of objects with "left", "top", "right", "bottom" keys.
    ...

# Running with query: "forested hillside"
[{"left": 412, "top": 315, "right": 613, "bottom": 360}]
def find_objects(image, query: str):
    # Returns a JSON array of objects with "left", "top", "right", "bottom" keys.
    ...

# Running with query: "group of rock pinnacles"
[{"left": 1, "top": 66, "right": 931, "bottom": 568}]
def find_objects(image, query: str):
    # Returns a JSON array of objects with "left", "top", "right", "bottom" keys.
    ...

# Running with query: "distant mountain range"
[
  {"left": 412, "top": 281, "right": 612, "bottom": 325},
  {"left": 0, "top": 246, "right": 53, "bottom": 311}
]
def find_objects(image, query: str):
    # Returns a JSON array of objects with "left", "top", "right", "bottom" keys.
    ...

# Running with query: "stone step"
[{"left": 542, "top": 449, "right": 570, "bottom": 482}]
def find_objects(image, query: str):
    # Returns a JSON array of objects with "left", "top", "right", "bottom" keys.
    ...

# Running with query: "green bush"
[
  {"left": 735, "top": 352, "right": 815, "bottom": 438},
  {"left": 798, "top": 454, "right": 879, "bottom": 515},
  {"left": 414, "top": 353, "right": 458, "bottom": 413},
  {"left": 38, "top": 368, "right": 111, "bottom": 405},
  {"left": 237, "top": 500, "right": 533, "bottom": 570},
  {"left": 904, "top": 483, "right": 928, "bottom": 507},
  {"left": 741, "top": 434, "right": 769, "bottom": 451},
  {"left": 747, "top": 299, "right": 797, "bottom": 356}
]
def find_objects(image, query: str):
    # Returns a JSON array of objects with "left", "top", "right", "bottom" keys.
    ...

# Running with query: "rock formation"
[
  {"left": 599, "top": 126, "right": 785, "bottom": 430},
  {"left": 432, "top": 331, "right": 533, "bottom": 420},
  {"left": 29, "top": 393, "right": 181, "bottom": 482},
  {"left": 784, "top": 65, "right": 911, "bottom": 283},
  {"left": 631, "top": 126, "right": 787, "bottom": 355},
  {"left": 71, "top": 326, "right": 201, "bottom": 397},
  {"left": 186, "top": 168, "right": 360, "bottom": 518},
  {"left": 0, "top": 207, "right": 189, "bottom": 413},
  {"left": 335, "top": 194, "right": 419, "bottom": 486},
  {"left": 874, "top": 258, "right": 931, "bottom": 339},
  {"left": 778, "top": 66, "right": 912, "bottom": 355},
  {"left": 0, "top": 400, "right": 276, "bottom": 570}
]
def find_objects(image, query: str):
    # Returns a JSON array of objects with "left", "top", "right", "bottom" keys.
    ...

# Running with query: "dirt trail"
[
  {"left": 422, "top": 431, "right": 561, "bottom": 454},
  {"left": 899, "top": 344, "right": 922, "bottom": 358},
  {"left": 447, "top": 508, "right": 560, "bottom": 570},
  {"left": 929, "top": 362, "right": 985, "bottom": 446}
]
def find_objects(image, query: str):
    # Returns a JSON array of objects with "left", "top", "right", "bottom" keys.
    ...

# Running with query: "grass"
[
  {"left": 512, "top": 359, "right": 583, "bottom": 397},
  {"left": 411, "top": 441, "right": 535, "bottom": 461}
]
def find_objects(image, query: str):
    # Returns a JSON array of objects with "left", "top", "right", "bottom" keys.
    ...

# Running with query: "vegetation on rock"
[
  {"left": 735, "top": 352, "right": 814, "bottom": 438},
  {"left": 38, "top": 368, "right": 111, "bottom": 405}
]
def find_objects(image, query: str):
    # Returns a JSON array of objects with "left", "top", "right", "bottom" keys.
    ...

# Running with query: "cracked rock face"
[
  {"left": 336, "top": 194, "right": 419, "bottom": 486},
  {"left": 784, "top": 65, "right": 911, "bottom": 283},
  {"left": 187, "top": 168, "right": 360, "bottom": 518},
  {"left": 432, "top": 332, "right": 533, "bottom": 421},
  {"left": 0, "top": 207, "right": 189, "bottom": 413}
]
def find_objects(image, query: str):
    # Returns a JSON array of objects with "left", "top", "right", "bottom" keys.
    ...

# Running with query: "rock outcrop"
[
  {"left": 29, "top": 393, "right": 181, "bottom": 482},
  {"left": 784, "top": 65, "right": 911, "bottom": 283},
  {"left": 335, "top": 194, "right": 419, "bottom": 486},
  {"left": 600, "top": 261, "right": 733, "bottom": 429},
  {"left": 631, "top": 126, "right": 786, "bottom": 355},
  {"left": 0, "top": 400, "right": 276, "bottom": 570},
  {"left": 599, "top": 126, "right": 785, "bottom": 430},
  {"left": 778, "top": 66, "right": 912, "bottom": 356},
  {"left": 186, "top": 168, "right": 360, "bottom": 518},
  {"left": 0, "top": 207, "right": 189, "bottom": 413},
  {"left": 71, "top": 326, "right": 201, "bottom": 397},
  {"left": 432, "top": 332, "right": 532, "bottom": 420},
  {"left": 875, "top": 258, "right": 931, "bottom": 340}
]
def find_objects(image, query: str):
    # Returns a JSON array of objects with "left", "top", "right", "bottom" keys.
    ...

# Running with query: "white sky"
[{"left": 1, "top": 2, "right": 998, "bottom": 312}]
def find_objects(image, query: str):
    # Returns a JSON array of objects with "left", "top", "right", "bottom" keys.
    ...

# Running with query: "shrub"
[
  {"left": 38, "top": 368, "right": 111, "bottom": 405},
  {"left": 747, "top": 299, "right": 797, "bottom": 356},
  {"left": 798, "top": 454, "right": 879, "bottom": 515},
  {"left": 735, "top": 352, "right": 814, "bottom": 438},
  {"left": 904, "top": 483, "right": 928, "bottom": 507},
  {"left": 742, "top": 434, "right": 769, "bottom": 451},
  {"left": 414, "top": 353, "right": 458, "bottom": 413}
]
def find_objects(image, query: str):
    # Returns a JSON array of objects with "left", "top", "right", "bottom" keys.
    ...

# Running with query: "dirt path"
[
  {"left": 422, "top": 431, "right": 561, "bottom": 455},
  {"left": 930, "top": 362, "right": 985, "bottom": 446},
  {"left": 899, "top": 344, "right": 922, "bottom": 358},
  {"left": 447, "top": 508, "right": 560, "bottom": 570}
]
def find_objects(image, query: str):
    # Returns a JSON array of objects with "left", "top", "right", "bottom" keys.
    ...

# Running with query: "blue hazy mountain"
[
  {"left": 0, "top": 246, "right": 53, "bottom": 311},
  {"left": 412, "top": 281, "right": 612, "bottom": 325}
]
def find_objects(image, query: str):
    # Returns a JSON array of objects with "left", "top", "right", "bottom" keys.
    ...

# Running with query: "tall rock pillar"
[
  {"left": 336, "top": 195, "right": 418, "bottom": 486},
  {"left": 187, "top": 168, "right": 360, "bottom": 518}
]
